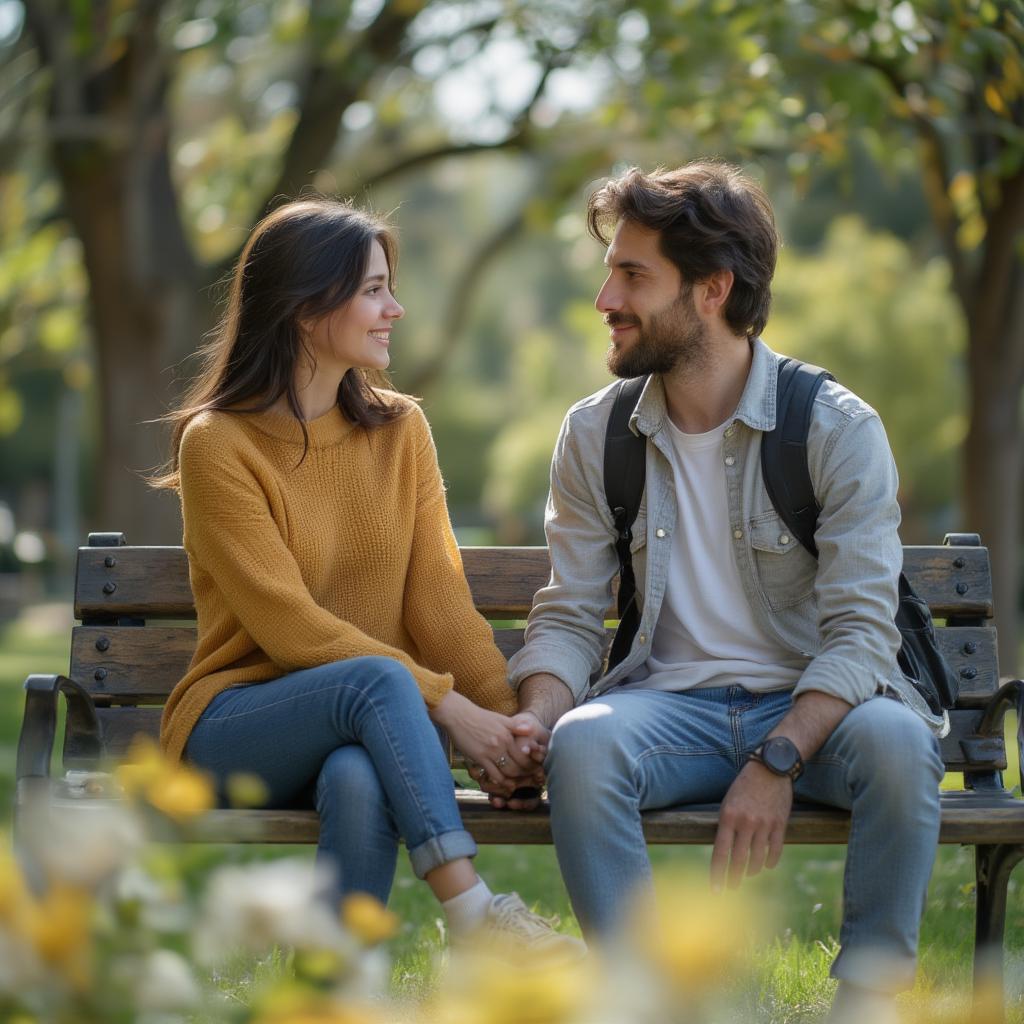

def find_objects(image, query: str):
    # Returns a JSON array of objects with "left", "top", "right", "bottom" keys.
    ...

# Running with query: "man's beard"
[{"left": 605, "top": 286, "right": 707, "bottom": 380}]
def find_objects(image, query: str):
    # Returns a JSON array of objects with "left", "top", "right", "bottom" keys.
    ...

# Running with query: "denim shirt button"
[
  {"left": 655, "top": 528, "right": 666, "bottom": 538},
  {"left": 779, "top": 534, "right": 791, "bottom": 545},
  {"left": 724, "top": 425, "right": 735, "bottom": 438},
  {"left": 733, "top": 528, "right": 743, "bottom": 540},
  {"left": 638, "top": 633, "right": 648, "bottom": 645},
  {"left": 724, "top": 455, "right": 736, "bottom": 467}
]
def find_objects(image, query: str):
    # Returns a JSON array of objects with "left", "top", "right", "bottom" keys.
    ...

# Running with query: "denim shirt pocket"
[{"left": 748, "top": 512, "right": 816, "bottom": 610}]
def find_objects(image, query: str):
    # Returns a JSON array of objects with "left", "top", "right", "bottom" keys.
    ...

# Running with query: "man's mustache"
[{"left": 604, "top": 314, "right": 641, "bottom": 328}]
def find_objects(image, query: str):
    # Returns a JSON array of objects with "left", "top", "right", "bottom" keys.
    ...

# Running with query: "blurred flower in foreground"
[
  {"left": 116, "top": 735, "right": 215, "bottom": 822},
  {"left": 342, "top": 893, "right": 399, "bottom": 946},
  {"left": 0, "top": 844, "right": 93, "bottom": 995},
  {"left": 194, "top": 858, "right": 354, "bottom": 965},
  {"left": 626, "top": 869, "right": 754, "bottom": 995},
  {"left": 431, "top": 941, "right": 596, "bottom": 1024}
]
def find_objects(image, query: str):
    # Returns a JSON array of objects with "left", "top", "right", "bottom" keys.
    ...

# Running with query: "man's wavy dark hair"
[{"left": 587, "top": 161, "right": 779, "bottom": 338}]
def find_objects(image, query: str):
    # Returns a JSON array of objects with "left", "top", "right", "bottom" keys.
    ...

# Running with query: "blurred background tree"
[{"left": 0, "top": 0, "right": 1021, "bottom": 666}]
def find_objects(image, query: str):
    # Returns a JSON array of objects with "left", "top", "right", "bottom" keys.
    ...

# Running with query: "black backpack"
[{"left": 603, "top": 358, "right": 959, "bottom": 716}]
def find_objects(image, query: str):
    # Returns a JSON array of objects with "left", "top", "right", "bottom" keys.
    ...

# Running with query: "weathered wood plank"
[
  {"left": 172, "top": 790, "right": 1024, "bottom": 846},
  {"left": 75, "top": 545, "right": 992, "bottom": 620},
  {"left": 67, "top": 623, "right": 999, "bottom": 707}
]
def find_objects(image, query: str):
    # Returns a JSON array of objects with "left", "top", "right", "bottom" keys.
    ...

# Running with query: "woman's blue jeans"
[
  {"left": 545, "top": 687, "right": 945, "bottom": 992},
  {"left": 184, "top": 656, "right": 476, "bottom": 904}
]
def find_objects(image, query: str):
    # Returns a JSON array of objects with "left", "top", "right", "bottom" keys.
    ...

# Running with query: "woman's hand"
[{"left": 430, "top": 692, "right": 542, "bottom": 794}]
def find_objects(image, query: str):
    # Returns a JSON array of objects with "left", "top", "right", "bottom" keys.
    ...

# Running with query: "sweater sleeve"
[
  {"left": 400, "top": 410, "right": 516, "bottom": 716},
  {"left": 179, "top": 416, "right": 454, "bottom": 706}
]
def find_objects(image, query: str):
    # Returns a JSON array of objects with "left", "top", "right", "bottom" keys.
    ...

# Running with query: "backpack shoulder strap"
[
  {"left": 604, "top": 376, "right": 648, "bottom": 536},
  {"left": 604, "top": 375, "right": 647, "bottom": 624},
  {"left": 760, "top": 358, "right": 834, "bottom": 558}
]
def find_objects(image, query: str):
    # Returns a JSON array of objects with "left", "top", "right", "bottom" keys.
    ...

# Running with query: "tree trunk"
[
  {"left": 964, "top": 323, "right": 1022, "bottom": 675},
  {"left": 52, "top": 132, "right": 204, "bottom": 545}
]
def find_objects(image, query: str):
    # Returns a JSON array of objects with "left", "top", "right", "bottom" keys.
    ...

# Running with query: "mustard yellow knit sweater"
[{"left": 160, "top": 397, "right": 515, "bottom": 762}]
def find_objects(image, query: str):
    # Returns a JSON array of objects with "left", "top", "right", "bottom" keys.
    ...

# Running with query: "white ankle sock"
[{"left": 441, "top": 878, "right": 494, "bottom": 935}]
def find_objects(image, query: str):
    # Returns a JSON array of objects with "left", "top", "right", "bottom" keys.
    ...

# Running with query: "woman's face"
[{"left": 305, "top": 239, "right": 404, "bottom": 376}]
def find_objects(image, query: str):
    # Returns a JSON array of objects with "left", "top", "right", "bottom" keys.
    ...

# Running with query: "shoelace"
[{"left": 490, "top": 896, "right": 561, "bottom": 939}]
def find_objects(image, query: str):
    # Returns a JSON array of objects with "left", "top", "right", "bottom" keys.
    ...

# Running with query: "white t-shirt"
[{"left": 624, "top": 416, "right": 807, "bottom": 693}]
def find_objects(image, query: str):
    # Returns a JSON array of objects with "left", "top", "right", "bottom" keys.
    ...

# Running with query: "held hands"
[
  {"left": 710, "top": 760, "right": 793, "bottom": 892},
  {"left": 484, "top": 711, "right": 551, "bottom": 811},
  {"left": 430, "top": 692, "right": 546, "bottom": 801}
]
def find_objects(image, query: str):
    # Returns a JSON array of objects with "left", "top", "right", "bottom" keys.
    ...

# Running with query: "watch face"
[{"left": 762, "top": 737, "right": 799, "bottom": 774}]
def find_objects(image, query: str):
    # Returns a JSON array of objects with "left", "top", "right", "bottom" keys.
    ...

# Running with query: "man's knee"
[
  {"left": 546, "top": 703, "right": 634, "bottom": 794},
  {"left": 838, "top": 698, "right": 944, "bottom": 788}
]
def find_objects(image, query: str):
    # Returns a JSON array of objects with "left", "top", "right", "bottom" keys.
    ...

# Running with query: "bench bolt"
[
  {"left": 95, "top": 637, "right": 110, "bottom": 652},
  {"left": 953, "top": 557, "right": 966, "bottom": 569},
  {"left": 960, "top": 666, "right": 977, "bottom": 680},
  {"left": 963, "top": 641, "right": 977, "bottom": 655},
  {"left": 102, "top": 582, "right": 117, "bottom": 595},
  {"left": 104, "top": 555, "right": 116, "bottom": 568},
  {"left": 93, "top": 668, "right": 107, "bottom": 682},
  {"left": 956, "top": 582, "right": 969, "bottom": 595}
]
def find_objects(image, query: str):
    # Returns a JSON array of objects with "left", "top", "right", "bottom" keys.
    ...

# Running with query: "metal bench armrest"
[
  {"left": 15, "top": 674, "right": 102, "bottom": 782},
  {"left": 970, "top": 679, "right": 1024, "bottom": 782}
]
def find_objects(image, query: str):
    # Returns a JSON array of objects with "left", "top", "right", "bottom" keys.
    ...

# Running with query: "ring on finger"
[{"left": 495, "top": 755, "right": 508, "bottom": 768}]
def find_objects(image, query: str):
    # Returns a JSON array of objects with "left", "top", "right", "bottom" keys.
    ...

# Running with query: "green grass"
[{"left": 2, "top": 610, "right": 1023, "bottom": 1020}]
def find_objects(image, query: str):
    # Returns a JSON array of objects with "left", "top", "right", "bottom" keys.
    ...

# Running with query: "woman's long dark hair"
[{"left": 152, "top": 197, "right": 410, "bottom": 490}]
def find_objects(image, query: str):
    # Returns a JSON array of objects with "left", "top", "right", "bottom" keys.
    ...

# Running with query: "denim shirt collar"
[{"left": 629, "top": 337, "right": 779, "bottom": 438}]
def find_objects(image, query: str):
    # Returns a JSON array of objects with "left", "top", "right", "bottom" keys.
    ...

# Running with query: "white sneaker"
[{"left": 467, "top": 892, "right": 587, "bottom": 959}]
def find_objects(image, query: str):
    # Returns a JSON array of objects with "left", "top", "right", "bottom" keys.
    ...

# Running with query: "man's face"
[{"left": 595, "top": 219, "right": 707, "bottom": 379}]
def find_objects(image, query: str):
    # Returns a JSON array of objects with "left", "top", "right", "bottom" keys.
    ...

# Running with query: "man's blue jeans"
[
  {"left": 184, "top": 656, "right": 476, "bottom": 904},
  {"left": 545, "top": 687, "right": 944, "bottom": 991}
]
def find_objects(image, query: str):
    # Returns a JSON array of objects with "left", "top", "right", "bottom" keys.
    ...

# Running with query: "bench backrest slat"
[
  {"left": 75, "top": 545, "right": 993, "bottom": 621},
  {"left": 66, "top": 542, "right": 1004, "bottom": 775},
  {"left": 68, "top": 623, "right": 1000, "bottom": 709}
]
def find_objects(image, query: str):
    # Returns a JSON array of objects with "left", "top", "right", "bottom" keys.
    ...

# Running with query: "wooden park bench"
[{"left": 15, "top": 531, "right": 1024, "bottom": 1014}]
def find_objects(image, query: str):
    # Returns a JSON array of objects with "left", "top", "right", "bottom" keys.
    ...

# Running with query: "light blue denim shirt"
[{"left": 508, "top": 338, "right": 945, "bottom": 733}]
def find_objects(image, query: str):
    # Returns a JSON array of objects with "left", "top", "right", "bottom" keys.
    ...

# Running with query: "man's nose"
[{"left": 595, "top": 276, "right": 620, "bottom": 313}]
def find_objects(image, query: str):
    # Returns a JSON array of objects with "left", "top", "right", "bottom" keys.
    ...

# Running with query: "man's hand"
[
  {"left": 484, "top": 710, "right": 550, "bottom": 810},
  {"left": 710, "top": 761, "right": 793, "bottom": 891}
]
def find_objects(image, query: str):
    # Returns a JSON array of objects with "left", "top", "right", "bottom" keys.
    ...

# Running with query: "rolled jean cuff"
[
  {"left": 408, "top": 828, "right": 478, "bottom": 879},
  {"left": 830, "top": 946, "right": 917, "bottom": 994}
]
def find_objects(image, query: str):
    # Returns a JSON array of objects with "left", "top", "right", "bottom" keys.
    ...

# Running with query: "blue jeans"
[
  {"left": 184, "top": 657, "right": 476, "bottom": 904},
  {"left": 545, "top": 687, "right": 944, "bottom": 991}
]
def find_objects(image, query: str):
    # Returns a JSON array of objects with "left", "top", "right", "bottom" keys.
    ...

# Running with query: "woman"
[{"left": 153, "top": 198, "right": 580, "bottom": 954}]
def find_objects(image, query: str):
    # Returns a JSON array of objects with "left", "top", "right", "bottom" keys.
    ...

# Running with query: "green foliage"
[{"left": 767, "top": 216, "right": 966, "bottom": 539}]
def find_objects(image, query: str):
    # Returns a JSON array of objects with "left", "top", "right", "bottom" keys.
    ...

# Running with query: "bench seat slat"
[
  {"left": 75, "top": 545, "right": 993, "bottom": 621},
  {"left": 153, "top": 791, "right": 1024, "bottom": 846},
  {"left": 68, "top": 624, "right": 1000, "bottom": 707}
]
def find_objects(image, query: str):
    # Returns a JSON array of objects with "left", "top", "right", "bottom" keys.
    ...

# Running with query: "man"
[{"left": 484, "top": 161, "right": 945, "bottom": 1018}]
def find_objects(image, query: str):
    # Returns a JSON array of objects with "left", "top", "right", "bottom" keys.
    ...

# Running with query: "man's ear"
[{"left": 695, "top": 269, "right": 735, "bottom": 316}]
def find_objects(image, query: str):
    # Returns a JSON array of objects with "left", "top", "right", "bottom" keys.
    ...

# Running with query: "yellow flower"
[
  {"left": 115, "top": 735, "right": 167, "bottom": 796},
  {"left": 145, "top": 766, "right": 215, "bottom": 823},
  {"left": 252, "top": 986, "right": 388, "bottom": 1024},
  {"left": 23, "top": 882, "right": 93, "bottom": 991},
  {"left": 341, "top": 894, "right": 398, "bottom": 945},
  {"left": 226, "top": 771, "right": 270, "bottom": 808},
  {"left": 627, "top": 870, "right": 753, "bottom": 994},
  {"left": 116, "top": 737, "right": 215, "bottom": 822},
  {"left": 432, "top": 950, "right": 593, "bottom": 1024}
]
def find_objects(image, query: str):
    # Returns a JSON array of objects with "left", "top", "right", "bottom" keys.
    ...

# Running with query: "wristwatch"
[{"left": 748, "top": 736, "right": 804, "bottom": 781}]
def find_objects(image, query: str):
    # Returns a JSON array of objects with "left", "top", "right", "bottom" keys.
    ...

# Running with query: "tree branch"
[
  {"left": 836, "top": 49, "right": 974, "bottom": 311},
  {"left": 405, "top": 204, "right": 528, "bottom": 396}
]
